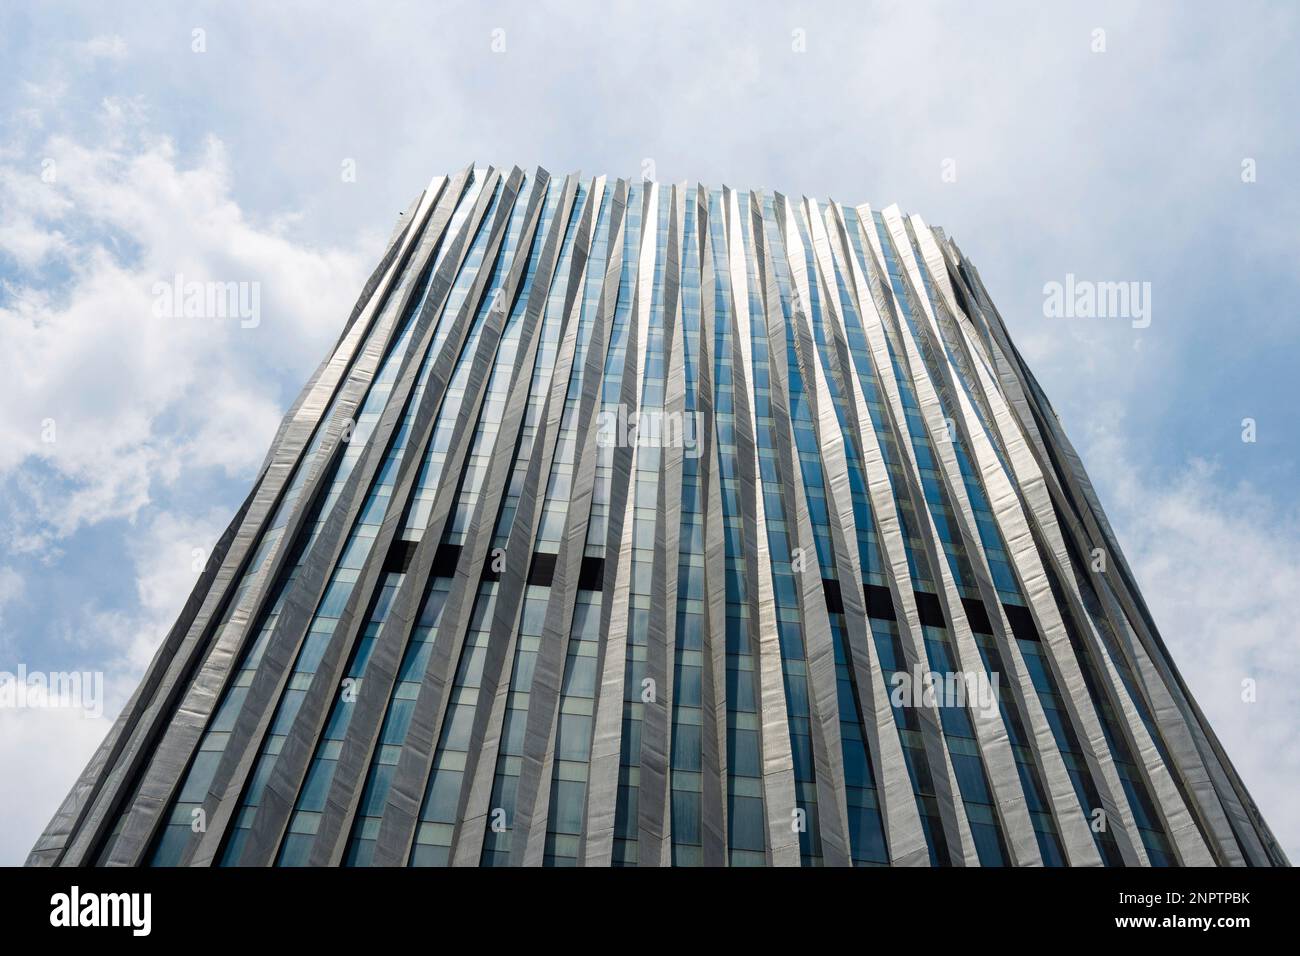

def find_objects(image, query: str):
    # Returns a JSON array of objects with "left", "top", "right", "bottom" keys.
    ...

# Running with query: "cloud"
[
  {"left": 0, "top": 97, "right": 372, "bottom": 553},
  {"left": 1084, "top": 422, "right": 1300, "bottom": 860},
  {"left": 0, "top": 503, "right": 229, "bottom": 865},
  {"left": 0, "top": 83, "right": 375, "bottom": 863},
  {"left": 0, "top": 567, "right": 23, "bottom": 634},
  {"left": 119, "top": 508, "right": 225, "bottom": 673},
  {"left": 0, "top": 700, "right": 113, "bottom": 867},
  {"left": 74, "top": 34, "right": 128, "bottom": 61}
]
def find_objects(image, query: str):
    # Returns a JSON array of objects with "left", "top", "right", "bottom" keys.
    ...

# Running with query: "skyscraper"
[{"left": 30, "top": 166, "right": 1286, "bottom": 867}]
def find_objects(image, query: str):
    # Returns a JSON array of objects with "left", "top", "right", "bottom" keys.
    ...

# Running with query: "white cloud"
[
  {"left": 0, "top": 100, "right": 371, "bottom": 553},
  {"left": 74, "top": 34, "right": 128, "bottom": 61},
  {"left": 0, "top": 504, "right": 229, "bottom": 865},
  {"left": 121, "top": 508, "right": 225, "bottom": 672},
  {"left": 0, "top": 702, "right": 113, "bottom": 866},
  {"left": 0, "top": 68, "right": 384, "bottom": 865},
  {"left": 0, "top": 567, "right": 23, "bottom": 637},
  {"left": 1085, "top": 425, "right": 1300, "bottom": 861}
]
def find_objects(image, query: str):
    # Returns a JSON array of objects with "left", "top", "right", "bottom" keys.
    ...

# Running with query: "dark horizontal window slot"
[
  {"left": 961, "top": 597, "right": 992, "bottom": 634},
  {"left": 864, "top": 584, "right": 896, "bottom": 621},
  {"left": 578, "top": 556, "right": 605, "bottom": 591},
  {"left": 447, "top": 548, "right": 1041, "bottom": 646},
  {"left": 528, "top": 552, "right": 557, "bottom": 587},
  {"left": 822, "top": 579, "right": 844, "bottom": 614},
  {"left": 383, "top": 538, "right": 418, "bottom": 574},
  {"left": 914, "top": 591, "right": 946, "bottom": 628},
  {"left": 431, "top": 543, "right": 462, "bottom": 578},
  {"left": 1004, "top": 603, "right": 1040, "bottom": 643}
]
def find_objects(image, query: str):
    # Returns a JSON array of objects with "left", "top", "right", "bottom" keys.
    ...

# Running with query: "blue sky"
[{"left": 1, "top": 0, "right": 1297, "bottom": 865}]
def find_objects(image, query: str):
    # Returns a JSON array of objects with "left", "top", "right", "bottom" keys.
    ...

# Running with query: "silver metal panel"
[
  {"left": 834, "top": 203, "right": 978, "bottom": 865},
  {"left": 876, "top": 205, "right": 1041, "bottom": 865},
  {"left": 762, "top": 195, "right": 852, "bottom": 865},
  {"left": 31, "top": 167, "right": 1284, "bottom": 869},
  {"left": 724, "top": 188, "right": 800, "bottom": 866},
  {"left": 907, "top": 218, "right": 1102, "bottom": 865},
  {"left": 364, "top": 169, "right": 554, "bottom": 866},
  {"left": 231, "top": 170, "right": 499, "bottom": 866},
  {"left": 447, "top": 174, "right": 584, "bottom": 865},
  {"left": 582, "top": 181, "right": 660, "bottom": 865},
  {"left": 83, "top": 175, "right": 457, "bottom": 868},
  {"left": 801, "top": 198, "right": 929, "bottom": 866},
  {"left": 636, "top": 184, "right": 685, "bottom": 866}
]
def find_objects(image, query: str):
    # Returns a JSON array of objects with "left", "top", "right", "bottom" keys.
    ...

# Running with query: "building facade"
[{"left": 30, "top": 166, "right": 1286, "bottom": 867}]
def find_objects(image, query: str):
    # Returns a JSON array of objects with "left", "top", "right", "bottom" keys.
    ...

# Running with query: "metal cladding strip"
[
  {"left": 441, "top": 175, "right": 588, "bottom": 865},
  {"left": 942, "top": 241, "right": 1001, "bottom": 367},
  {"left": 25, "top": 489, "right": 253, "bottom": 866},
  {"left": 504, "top": 178, "right": 613, "bottom": 863},
  {"left": 863, "top": 213, "right": 1005, "bottom": 829},
  {"left": 765, "top": 194, "right": 852, "bottom": 865},
  {"left": 38, "top": 237, "right": 400, "bottom": 865},
  {"left": 357, "top": 168, "right": 553, "bottom": 866},
  {"left": 228, "top": 170, "right": 501, "bottom": 866},
  {"left": 897, "top": 217, "right": 1005, "bottom": 467},
  {"left": 178, "top": 172, "right": 474, "bottom": 867},
  {"left": 572, "top": 179, "right": 643, "bottom": 865},
  {"left": 875, "top": 204, "right": 1041, "bottom": 865},
  {"left": 905, "top": 221, "right": 1102, "bottom": 865},
  {"left": 868, "top": 205, "right": 1102, "bottom": 868},
  {"left": 251, "top": 170, "right": 505, "bottom": 866},
  {"left": 1084, "top": 608, "right": 1216, "bottom": 865},
  {"left": 954, "top": 248, "right": 1280, "bottom": 863},
  {"left": 951, "top": 285, "right": 1219, "bottom": 866},
  {"left": 571, "top": 182, "right": 644, "bottom": 864},
  {"left": 930, "top": 228, "right": 1204, "bottom": 867},
  {"left": 511, "top": 178, "right": 623, "bottom": 866},
  {"left": 39, "top": 180, "right": 439, "bottom": 867},
  {"left": 954, "top": 258, "right": 1149, "bottom": 649},
  {"left": 960, "top": 256, "right": 1138, "bottom": 591},
  {"left": 1093, "top": 571, "right": 1254, "bottom": 864},
  {"left": 948, "top": 249, "right": 1269, "bottom": 864},
  {"left": 637, "top": 184, "right": 685, "bottom": 866},
  {"left": 1031, "top": 419, "right": 1257, "bottom": 862},
  {"left": 906, "top": 214, "right": 1104, "bottom": 865},
  {"left": 821, "top": 201, "right": 962, "bottom": 865},
  {"left": 800, "top": 198, "right": 929, "bottom": 866},
  {"left": 257, "top": 190, "right": 421, "bottom": 481},
  {"left": 832, "top": 202, "right": 978, "bottom": 865},
  {"left": 723, "top": 187, "right": 800, "bottom": 866},
  {"left": 68, "top": 175, "right": 454, "bottom": 867},
  {"left": 582, "top": 181, "right": 659, "bottom": 866},
  {"left": 1004, "top": 311, "right": 1263, "bottom": 863},
  {"left": 312, "top": 168, "right": 530, "bottom": 866},
  {"left": 867, "top": 205, "right": 1033, "bottom": 864},
  {"left": 915, "top": 255, "right": 1151, "bottom": 866},
  {"left": 693, "top": 185, "right": 729, "bottom": 865},
  {"left": 317, "top": 188, "right": 428, "bottom": 366},
  {"left": 944, "top": 246, "right": 1232, "bottom": 864},
  {"left": 444, "top": 177, "right": 586, "bottom": 863}
]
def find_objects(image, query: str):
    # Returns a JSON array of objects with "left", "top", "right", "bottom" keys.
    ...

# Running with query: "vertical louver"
[{"left": 29, "top": 167, "right": 1287, "bottom": 867}]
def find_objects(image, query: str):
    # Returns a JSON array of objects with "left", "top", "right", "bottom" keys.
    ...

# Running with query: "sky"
[{"left": 0, "top": 0, "right": 1296, "bottom": 866}]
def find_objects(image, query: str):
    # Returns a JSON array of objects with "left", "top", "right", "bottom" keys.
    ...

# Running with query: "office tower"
[{"left": 30, "top": 166, "right": 1287, "bottom": 867}]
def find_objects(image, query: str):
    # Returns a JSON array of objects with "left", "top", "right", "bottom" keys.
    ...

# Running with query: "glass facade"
[{"left": 30, "top": 167, "right": 1288, "bottom": 868}]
